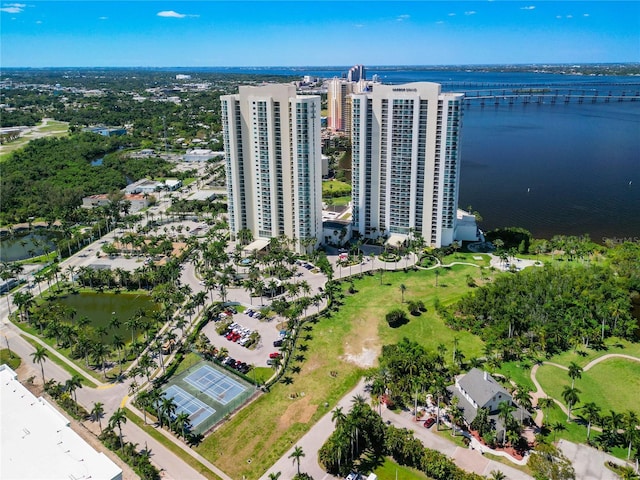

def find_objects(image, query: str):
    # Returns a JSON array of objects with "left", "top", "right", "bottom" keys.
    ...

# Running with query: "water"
[
  {"left": 53, "top": 292, "right": 159, "bottom": 344},
  {"left": 0, "top": 232, "right": 59, "bottom": 262},
  {"left": 459, "top": 101, "right": 640, "bottom": 241}
]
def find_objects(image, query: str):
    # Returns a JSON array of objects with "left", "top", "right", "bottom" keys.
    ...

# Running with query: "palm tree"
[
  {"left": 567, "top": 361, "right": 583, "bottom": 389},
  {"left": 399, "top": 283, "right": 407, "bottom": 303},
  {"left": 65, "top": 373, "right": 83, "bottom": 404},
  {"left": 30, "top": 345, "right": 48, "bottom": 385},
  {"left": 497, "top": 401, "right": 515, "bottom": 444},
  {"left": 513, "top": 384, "right": 533, "bottom": 424},
  {"left": 288, "top": 445, "right": 305, "bottom": 476},
  {"left": 160, "top": 397, "right": 177, "bottom": 429},
  {"left": 173, "top": 411, "right": 191, "bottom": 440},
  {"left": 538, "top": 396, "right": 555, "bottom": 422},
  {"left": 331, "top": 406, "right": 346, "bottom": 427},
  {"left": 112, "top": 334, "right": 125, "bottom": 376},
  {"left": 109, "top": 408, "right": 128, "bottom": 452},
  {"left": 562, "top": 386, "right": 581, "bottom": 422},
  {"left": 489, "top": 470, "right": 507, "bottom": 480},
  {"left": 551, "top": 421, "right": 566, "bottom": 442},
  {"left": 91, "top": 401, "right": 105, "bottom": 432},
  {"left": 267, "top": 472, "right": 281, "bottom": 480},
  {"left": 624, "top": 411, "right": 639, "bottom": 460},
  {"left": 581, "top": 402, "right": 601, "bottom": 441}
]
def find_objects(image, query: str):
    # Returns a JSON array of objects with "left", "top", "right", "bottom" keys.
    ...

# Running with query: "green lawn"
[
  {"left": 496, "top": 360, "right": 536, "bottom": 392},
  {"left": 196, "top": 264, "right": 489, "bottom": 478},
  {"left": 196, "top": 305, "right": 365, "bottom": 479},
  {"left": 373, "top": 457, "right": 429, "bottom": 479},
  {"left": 537, "top": 359, "right": 640, "bottom": 416},
  {"left": 0, "top": 348, "right": 22, "bottom": 370},
  {"left": 322, "top": 179, "right": 351, "bottom": 197},
  {"left": 328, "top": 195, "right": 351, "bottom": 206},
  {"left": 0, "top": 120, "right": 69, "bottom": 161},
  {"left": 546, "top": 338, "right": 640, "bottom": 368},
  {"left": 359, "top": 266, "right": 485, "bottom": 358}
]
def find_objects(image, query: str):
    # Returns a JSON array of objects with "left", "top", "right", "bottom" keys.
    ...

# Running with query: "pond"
[
  {"left": 52, "top": 292, "right": 159, "bottom": 344},
  {"left": 0, "top": 232, "right": 60, "bottom": 262}
]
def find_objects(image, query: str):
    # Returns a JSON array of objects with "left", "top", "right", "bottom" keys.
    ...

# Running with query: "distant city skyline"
[{"left": 1, "top": 1, "right": 638, "bottom": 68}]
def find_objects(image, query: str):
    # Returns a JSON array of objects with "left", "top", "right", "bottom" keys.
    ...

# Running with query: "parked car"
[
  {"left": 423, "top": 417, "right": 436, "bottom": 429},
  {"left": 269, "top": 352, "right": 281, "bottom": 359},
  {"left": 273, "top": 339, "right": 283, "bottom": 347}
]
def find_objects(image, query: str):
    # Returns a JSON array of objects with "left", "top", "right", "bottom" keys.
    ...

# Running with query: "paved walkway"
[{"left": 530, "top": 353, "right": 640, "bottom": 425}]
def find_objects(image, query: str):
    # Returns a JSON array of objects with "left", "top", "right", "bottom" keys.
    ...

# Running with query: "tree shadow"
[
  {"left": 291, "top": 365, "right": 301, "bottom": 374},
  {"left": 303, "top": 333, "right": 313, "bottom": 341},
  {"left": 295, "top": 354, "right": 305, "bottom": 362},
  {"left": 280, "top": 376, "right": 293, "bottom": 385},
  {"left": 302, "top": 325, "right": 313, "bottom": 332},
  {"left": 298, "top": 344, "right": 308, "bottom": 352}
]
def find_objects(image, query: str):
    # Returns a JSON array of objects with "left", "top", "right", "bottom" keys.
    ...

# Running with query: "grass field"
[
  {"left": 0, "top": 348, "right": 22, "bottom": 370},
  {"left": 196, "top": 262, "right": 491, "bottom": 478},
  {"left": 537, "top": 358, "right": 640, "bottom": 416},
  {"left": 322, "top": 179, "right": 351, "bottom": 197},
  {"left": 373, "top": 457, "right": 429, "bottom": 479}
]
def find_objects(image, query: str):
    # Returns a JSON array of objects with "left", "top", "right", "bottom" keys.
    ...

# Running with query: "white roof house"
[{"left": 0, "top": 365, "right": 122, "bottom": 480}]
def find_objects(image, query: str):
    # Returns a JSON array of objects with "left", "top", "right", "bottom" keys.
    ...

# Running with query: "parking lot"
[{"left": 201, "top": 307, "right": 283, "bottom": 368}]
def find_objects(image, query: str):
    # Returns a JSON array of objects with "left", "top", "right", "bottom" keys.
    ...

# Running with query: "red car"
[
  {"left": 423, "top": 417, "right": 436, "bottom": 429},
  {"left": 269, "top": 352, "right": 281, "bottom": 359}
]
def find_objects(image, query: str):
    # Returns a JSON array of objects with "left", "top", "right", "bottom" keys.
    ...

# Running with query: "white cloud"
[
  {"left": 556, "top": 15, "right": 562, "bottom": 19},
  {"left": 354, "top": 23, "right": 364, "bottom": 28},
  {"left": 583, "top": 13, "right": 589, "bottom": 17},
  {"left": 464, "top": 11, "right": 477, "bottom": 16},
  {"left": 566, "top": 14, "right": 573, "bottom": 18},
  {"left": 448, "top": 13, "right": 456, "bottom": 16},
  {"left": 35, "top": 19, "right": 41, "bottom": 24},
  {"left": 520, "top": 6, "right": 535, "bottom": 10},
  {"left": 396, "top": 14, "right": 410, "bottom": 21},
  {"left": 1, "top": 3, "right": 26, "bottom": 13},
  {"left": 157, "top": 10, "right": 199, "bottom": 19},
  {"left": 436, "top": 20, "right": 444, "bottom": 24}
]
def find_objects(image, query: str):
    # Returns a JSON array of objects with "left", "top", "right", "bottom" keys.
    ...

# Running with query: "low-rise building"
[
  {"left": 82, "top": 193, "right": 150, "bottom": 213},
  {"left": 0, "top": 364, "right": 122, "bottom": 480},
  {"left": 183, "top": 148, "right": 223, "bottom": 162}
]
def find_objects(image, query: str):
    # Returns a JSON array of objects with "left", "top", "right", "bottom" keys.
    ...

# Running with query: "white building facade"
[
  {"left": 221, "top": 84, "right": 322, "bottom": 253},
  {"left": 351, "top": 82, "right": 473, "bottom": 247}
]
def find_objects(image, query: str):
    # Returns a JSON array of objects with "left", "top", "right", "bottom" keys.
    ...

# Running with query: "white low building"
[
  {"left": 183, "top": 148, "right": 224, "bottom": 162},
  {"left": 0, "top": 365, "right": 122, "bottom": 480}
]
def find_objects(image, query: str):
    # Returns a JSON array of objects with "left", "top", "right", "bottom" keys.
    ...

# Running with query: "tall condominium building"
[
  {"left": 221, "top": 84, "right": 322, "bottom": 253},
  {"left": 351, "top": 82, "right": 472, "bottom": 248},
  {"left": 327, "top": 78, "right": 355, "bottom": 132}
]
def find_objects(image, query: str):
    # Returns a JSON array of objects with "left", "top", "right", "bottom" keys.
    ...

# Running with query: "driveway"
[{"left": 557, "top": 439, "right": 628, "bottom": 480}]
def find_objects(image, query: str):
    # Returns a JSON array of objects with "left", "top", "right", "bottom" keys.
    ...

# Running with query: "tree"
[
  {"left": 30, "top": 345, "right": 48, "bottom": 385},
  {"left": 567, "top": 362, "right": 583, "bottom": 389},
  {"left": 385, "top": 308, "right": 408, "bottom": 328},
  {"left": 514, "top": 384, "right": 533, "bottom": 424},
  {"left": 551, "top": 421, "right": 567, "bottom": 442},
  {"left": 268, "top": 473, "right": 282, "bottom": 480},
  {"left": 528, "top": 443, "right": 575, "bottom": 480},
  {"left": 624, "top": 411, "right": 639, "bottom": 460},
  {"left": 91, "top": 401, "right": 105, "bottom": 432},
  {"left": 489, "top": 471, "right": 507, "bottom": 480},
  {"left": 562, "top": 386, "right": 581, "bottom": 422},
  {"left": 331, "top": 407, "right": 346, "bottom": 428},
  {"left": 580, "top": 402, "right": 601, "bottom": 441},
  {"left": 289, "top": 445, "right": 305, "bottom": 476},
  {"left": 399, "top": 283, "right": 407, "bottom": 303},
  {"left": 497, "top": 401, "right": 515, "bottom": 444},
  {"left": 109, "top": 408, "right": 128, "bottom": 453}
]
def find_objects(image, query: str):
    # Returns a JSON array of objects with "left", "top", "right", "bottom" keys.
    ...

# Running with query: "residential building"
[
  {"left": 350, "top": 82, "right": 478, "bottom": 248},
  {"left": 221, "top": 84, "right": 322, "bottom": 254},
  {"left": 184, "top": 148, "right": 223, "bottom": 162},
  {"left": 327, "top": 78, "right": 355, "bottom": 132},
  {"left": 447, "top": 368, "right": 531, "bottom": 432},
  {"left": 0, "top": 365, "right": 122, "bottom": 480}
]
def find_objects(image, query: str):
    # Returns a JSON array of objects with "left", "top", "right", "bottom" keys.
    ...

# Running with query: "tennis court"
[
  {"left": 163, "top": 385, "right": 216, "bottom": 428},
  {"left": 161, "top": 360, "right": 256, "bottom": 435},
  {"left": 185, "top": 364, "right": 247, "bottom": 405}
]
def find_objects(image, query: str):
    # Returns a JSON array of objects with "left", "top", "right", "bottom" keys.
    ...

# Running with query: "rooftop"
[{"left": 0, "top": 365, "right": 122, "bottom": 480}]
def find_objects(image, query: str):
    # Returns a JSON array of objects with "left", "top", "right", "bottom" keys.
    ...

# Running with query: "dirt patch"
[
  {"left": 277, "top": 395, "right": 317, "bottom": 430},
  {"left": 341, "top": 314, "right": 381, "bottom": 368}
]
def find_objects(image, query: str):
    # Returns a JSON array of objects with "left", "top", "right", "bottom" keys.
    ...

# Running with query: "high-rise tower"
[
  {"left": 351, "top": 82, "right": 471, "bottom": 247},
  {"left": 221, "top": 84, "right": 322, "bottom": 253}
]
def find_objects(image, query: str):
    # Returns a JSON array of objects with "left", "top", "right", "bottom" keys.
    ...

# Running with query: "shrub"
[{"left": 385, "top": 309, "right": 409, "bottom": 328}]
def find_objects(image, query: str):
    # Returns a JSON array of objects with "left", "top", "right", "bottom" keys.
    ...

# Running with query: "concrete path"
[{"left": 530, "top": 353, "right": 640, "bottom": 425}]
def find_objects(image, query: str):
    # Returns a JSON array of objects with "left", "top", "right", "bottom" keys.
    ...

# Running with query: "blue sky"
[{"left": 1, "top": 1, "right": 638, "bottom": 67}]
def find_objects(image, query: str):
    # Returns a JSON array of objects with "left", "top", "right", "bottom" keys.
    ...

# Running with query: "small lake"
[
  {"left": 53, "top": 292, "right": 159, "bottom": 343},
  {"left": 0, "top": 232, "right": 59, "bottom": 262}
]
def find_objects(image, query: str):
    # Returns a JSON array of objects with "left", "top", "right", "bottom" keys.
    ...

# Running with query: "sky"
[{"left": 1, "top": 1, "right": 639, "bottom": 67}]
